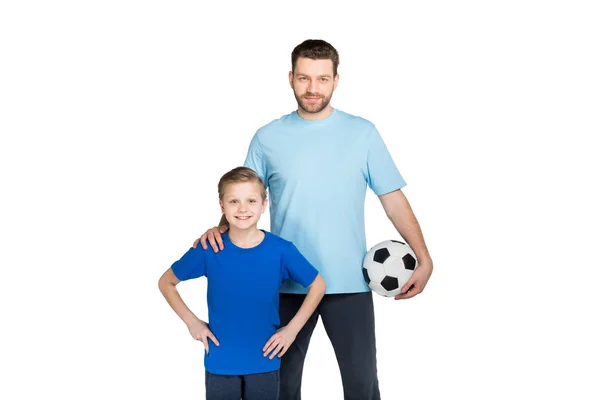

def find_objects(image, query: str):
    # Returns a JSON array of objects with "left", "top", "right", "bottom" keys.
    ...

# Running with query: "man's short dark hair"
[{"left": 291, "top": 39, "right": 339, "bottom": 76}]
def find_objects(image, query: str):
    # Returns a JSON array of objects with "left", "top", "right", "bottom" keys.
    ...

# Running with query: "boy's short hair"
[
  {"left": 291, "top": 39, "right": 340, "bottom": 76},
  {"left": 218, "top": 166, "right": 267, "bottom": 201}
]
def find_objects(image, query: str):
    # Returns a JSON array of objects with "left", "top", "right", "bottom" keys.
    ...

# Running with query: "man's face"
[{"left": 289, "top": 57, "right": 338, "bottom": 114}]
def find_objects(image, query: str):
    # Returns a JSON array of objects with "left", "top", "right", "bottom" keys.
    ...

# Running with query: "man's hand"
[
  {"left": 395, "top": 258, "right": 433, "bottom": 300},
  {"left": 192, "top": 226, "right": 229, "bottom": 252},
  {"left": 187, "top": 318, "right": 220, "bottom": 354},
  {"left": 262, "top": 326, "right": 298, "bottom": 360}
]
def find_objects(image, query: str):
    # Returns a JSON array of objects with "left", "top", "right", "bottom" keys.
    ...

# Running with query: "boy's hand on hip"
[
  {"left": 263, "top": 326, "right": 298, "bottom": 359},
  {"left": 187, "top": 318, "right": 220, "bottom": 354}
]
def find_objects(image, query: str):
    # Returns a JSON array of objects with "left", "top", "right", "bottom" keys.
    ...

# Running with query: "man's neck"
[
  {"left": 297, "top": 105, "right": 334, "bottom": 121},
  {"left": 228, "top": 227, "right": 265, "bottom": 248}
]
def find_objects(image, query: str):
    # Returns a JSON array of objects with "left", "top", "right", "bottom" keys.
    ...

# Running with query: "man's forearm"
[{"left": 380, "top": 190, "right": 432, "bottom": 264}]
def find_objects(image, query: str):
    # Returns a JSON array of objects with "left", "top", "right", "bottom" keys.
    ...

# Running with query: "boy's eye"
[
  {"left": 230, "top": 200, "right": 237, "bottom": 203},
  {"left": 249, "top": 199, "right": 256, "bottom": 203}
]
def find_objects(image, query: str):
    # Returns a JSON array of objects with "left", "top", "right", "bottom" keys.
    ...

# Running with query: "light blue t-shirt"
[{"left": 244, "top": 109, "right": 406, "bottom": 294}]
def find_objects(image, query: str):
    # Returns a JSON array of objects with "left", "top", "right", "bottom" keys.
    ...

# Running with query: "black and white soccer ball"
[{"left": 362, "top": 240, "right": 418, "bottom": 297}]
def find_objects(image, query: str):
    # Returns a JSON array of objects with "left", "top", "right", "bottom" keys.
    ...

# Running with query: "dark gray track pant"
[{"left": 279, "top": 292, "right": 381, "bottom": 400}]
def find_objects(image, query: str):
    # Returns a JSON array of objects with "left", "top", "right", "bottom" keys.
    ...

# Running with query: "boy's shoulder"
[{"left": 263, "top": 231, "right": 293, "bottom": 249}]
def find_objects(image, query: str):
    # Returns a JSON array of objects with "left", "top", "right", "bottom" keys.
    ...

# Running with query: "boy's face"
[
  {"left": 220, "top": 181, "right": 267, "bottom": 231},
  {"left": 289, "top": 57, "right": 339, "bottom": 114}
]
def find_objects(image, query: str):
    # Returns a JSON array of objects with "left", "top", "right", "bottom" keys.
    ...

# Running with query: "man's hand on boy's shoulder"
[{"left": 193, "top": 225, "right": 229, "bottom": 252}]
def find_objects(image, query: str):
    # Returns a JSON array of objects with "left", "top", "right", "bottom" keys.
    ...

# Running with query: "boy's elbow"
[
  {"left": 158, "top": 275, "right": 167, "bottom": 292},
  {"left": 158, "top": 270, "right": 177, "bottom": 292}
]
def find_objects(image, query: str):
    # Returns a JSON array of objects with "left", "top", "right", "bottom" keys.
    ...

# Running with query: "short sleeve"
[
  {"left": 170, "top": 247, "right": 207, "bottom": 281},
  {"left": 243, "top": 133, "right": 268, "bottom": 187},
  {"left": 280, "top": 242, "right": 319, "bottom": 288},
  {"left": 366, "top": 127, "right": 407, "bottom": 195}
]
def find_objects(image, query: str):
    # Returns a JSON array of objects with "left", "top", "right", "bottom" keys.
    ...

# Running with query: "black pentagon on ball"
[
  {"left": 381, "top": 276, "right": 399, "bottom": 291},
  {"left": 373, "top": 248, "right": 391, "bottom": 263},
  {"left": 402, "top": 254, "right": 416, "bottom": 270},
  {"left": 362, "top": 268, "right": 370, "bottom": 284}
]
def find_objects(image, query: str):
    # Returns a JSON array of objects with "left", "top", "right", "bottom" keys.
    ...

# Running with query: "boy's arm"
[
  {"left": 263, "top": 274, "right": 326, "bottom": 359},
  {"left": 286, "top": 274, "right": 326, "bottom": 333},
  {"left": 158, "top": 268, "right": 199, "bottom": 326},
  {"left": 158, "top": 268, "right": 220, "bottom": 353}
]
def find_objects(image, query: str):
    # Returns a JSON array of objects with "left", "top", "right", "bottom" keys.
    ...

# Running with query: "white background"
[{"left": 1, "top": 1, "right": 599, "bottom": 399}]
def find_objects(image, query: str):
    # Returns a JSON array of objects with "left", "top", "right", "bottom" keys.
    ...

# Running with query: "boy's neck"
[{"left": 228, "top": 227, "right": 265, "bottom": 248}]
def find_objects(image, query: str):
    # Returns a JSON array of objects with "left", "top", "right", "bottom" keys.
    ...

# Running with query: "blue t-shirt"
[
  {"left": 171, "top": 230, "right": 318, "bottom": 375},
  {"left": 244, "top": 109, "right": 406, "bottom": 294}
]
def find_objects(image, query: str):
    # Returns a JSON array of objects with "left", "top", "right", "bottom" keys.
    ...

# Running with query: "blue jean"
[{"left": 205, "top": 369, "right": 280, "bottom": 400}]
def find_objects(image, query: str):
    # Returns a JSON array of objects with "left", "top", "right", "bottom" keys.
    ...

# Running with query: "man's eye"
[{"left": 249, "top": 199, "right": 256, "bottom": 203}]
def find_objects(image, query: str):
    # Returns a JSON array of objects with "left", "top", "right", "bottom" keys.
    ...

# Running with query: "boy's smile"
[{"left": 220, "top": 181, "right": 268, "bottom": 231}]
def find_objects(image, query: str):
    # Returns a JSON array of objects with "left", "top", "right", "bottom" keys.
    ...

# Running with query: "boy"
[{"left": 158, "top": 166, "right": 326, "bottom": 400}]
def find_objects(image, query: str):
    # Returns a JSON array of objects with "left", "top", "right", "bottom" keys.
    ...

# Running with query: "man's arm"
[{"left": 378, "top": 189, "right": 433, "bottom": 299}]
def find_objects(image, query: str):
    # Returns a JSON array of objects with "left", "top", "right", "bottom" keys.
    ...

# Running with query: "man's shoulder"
[
  {"left": 334, "top": 109, "right": 376, "bottom": 130},
  {"left": 255, "top": 111, "right": 296, "bottom": 135}
]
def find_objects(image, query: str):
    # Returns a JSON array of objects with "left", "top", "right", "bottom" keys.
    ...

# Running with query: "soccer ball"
[{"left": 362, "top": 240, "right": 418, "bottom": 297}]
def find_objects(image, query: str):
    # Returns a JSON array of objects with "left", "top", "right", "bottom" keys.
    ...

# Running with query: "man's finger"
[
  {"left": 395, "top": 284, "right": 421, "bottom": 300},
  {"left": 219, "top": 225, "right": 229, "bottom": 234},
  {"left": 202, "top": 338, "right": 209, "bottom": 354},
  {"left": 208, "top": 232, "right": 219, "bottom": 253},
  {"left": 193, "top": 238, "right": 200, "bottom": 249},
  {"left": 200, "top": 234, "right": 208, "bottom": 250},
  {"left": 400, "top": 278, "right": 416, "bottom": 294}
]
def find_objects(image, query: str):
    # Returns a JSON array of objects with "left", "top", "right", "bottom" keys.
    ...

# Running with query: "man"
[{"left": 194, "top": 39, "right": 433, "bottom": 400}]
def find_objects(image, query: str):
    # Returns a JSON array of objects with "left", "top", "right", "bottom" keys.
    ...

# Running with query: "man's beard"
[{"left": 293, "top": 88, "right": 333, "bottom": 114}]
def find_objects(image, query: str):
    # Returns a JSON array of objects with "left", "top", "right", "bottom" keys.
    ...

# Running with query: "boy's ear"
[
  {"left": 219, "top": 200, "right": 224, "bottom": 214},
  {"left": 262, "top": 198, "right": 268, "bottom": 213}
]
